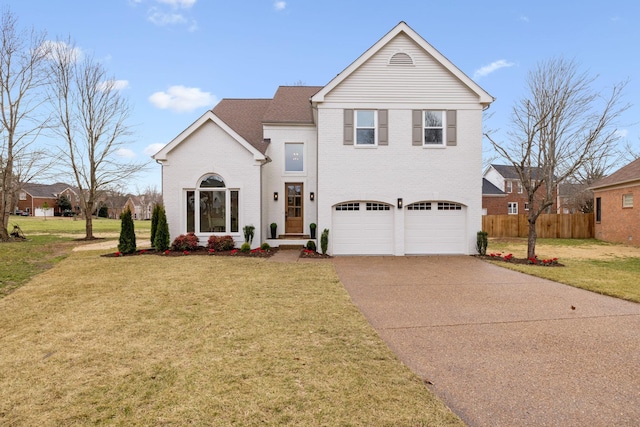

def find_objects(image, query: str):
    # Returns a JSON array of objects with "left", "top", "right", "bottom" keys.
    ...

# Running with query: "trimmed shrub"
[
  {"left": 240, "top": 242, "right": 251, "bottom": 253},
  {"left": 243, "top": 225, "right": 255, "bottom": 244},
  {"left": 260, "top": 242, "right": 271, "bottom": 250},
  {"left": 172, "top": 232, "right": 200, "bottom": 251},
  {"left": 476, "top": 231, "right": 488, "bottom": 255},
  {"left": 118, "top": 208, "right": 136, "bottom": 254},
  {"left": 320, "top": 228, "right": 329, "bottom": 255},
  {"left": 306, "top": 240, "right": 316, "bottom": 252},
  {"left": 150, "top": 204, "right": 161, "bottom": 247},
  {"left": 153, "top": 206, "right": 170, "bottom": 252},
  {"left": 207, "top": 235, "right": 235, "bottom": 252}
]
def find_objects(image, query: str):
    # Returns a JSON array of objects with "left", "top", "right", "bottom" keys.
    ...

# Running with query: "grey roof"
[
  {"left": 590, "top": 158, "right": 640, "bottom": 190},
  {"left": 21, "top": 182, "right": 77, "bottom": 198},
  {"left": 263, "top": 86, "right": 322, "bottom": 124},
  {"left": 482, "top": 178, "right": 505, "bottom": 196}
]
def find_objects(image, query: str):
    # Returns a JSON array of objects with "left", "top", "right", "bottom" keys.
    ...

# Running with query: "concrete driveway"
[{"left": 333, "top": 256, "right": 640, "bottom": 427}]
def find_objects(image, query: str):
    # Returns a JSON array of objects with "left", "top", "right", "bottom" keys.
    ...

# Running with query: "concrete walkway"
[{"left": 333, "top": 256, "right": 640, "bottom": 427}]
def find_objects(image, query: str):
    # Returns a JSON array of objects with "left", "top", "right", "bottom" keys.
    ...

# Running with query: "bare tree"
[
  {"left": 48, "top": 38, "right": 147, "bottom": 239},
  {"left": 0, "top": 10, "right": 53, "bottom": 240},
  {"left": 485, "top": 57, "right": 629, "bottom": 258}
]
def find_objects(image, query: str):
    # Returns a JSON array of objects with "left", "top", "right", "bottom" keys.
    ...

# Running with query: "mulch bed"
[
  {"left": 102, "top": 247, "right": 279, "bottom": 258},
  {"left": 300, "top": 249, "right": 332, "bottom": 259},
  {"left": 476, "top": 254, "right": 564, "bottom": 267}
]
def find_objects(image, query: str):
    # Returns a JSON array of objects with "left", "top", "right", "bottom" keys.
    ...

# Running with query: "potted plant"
[
  {"left": 270, "top": 222, "right": 277, "bottom": 239},
  {"left": 310, "top": 223, "right": 317, "bottom": 239}
]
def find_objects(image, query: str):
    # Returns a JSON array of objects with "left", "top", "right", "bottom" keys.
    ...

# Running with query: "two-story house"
[
  {"left": 153, "top": 22, "right": 494, "bottom": 255},
  {"left": 16, "top": 183, "right": 79, "bottom": 216},
  {"left": 483, "top": 164, "right": 557, "bottom": 215}
]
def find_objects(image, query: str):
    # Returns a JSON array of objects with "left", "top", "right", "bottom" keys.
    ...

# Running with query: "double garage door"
[{"left": 332, "top": 201, "right": 466, "bottom": 255}]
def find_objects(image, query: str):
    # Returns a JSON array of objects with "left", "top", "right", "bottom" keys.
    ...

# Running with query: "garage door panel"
[
  {"left": 405, "top": 203, "right": 466, "bottom": 254},
  {"left": 333, "top": 202, "right": 394, "bottom": 255}
]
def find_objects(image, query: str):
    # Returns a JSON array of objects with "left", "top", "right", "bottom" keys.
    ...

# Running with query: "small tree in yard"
[
  {"left": 150, "top": 204, "right": 160, "bottom": 247},
  {"left": 485, "top": 57, "right": 629, "bottom": 259},
  {"left": 118, "top": 207, "right": 136, "bottom": 254},
  {"left": 42, "top": 202, "right": 50, "bottom": 220},
  {"left": 153, "top": 205, "right": 170, "bottom": 252}
]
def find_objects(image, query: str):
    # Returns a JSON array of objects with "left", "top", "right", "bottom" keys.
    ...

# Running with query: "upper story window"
[
  {"left": 517, "top": 181, "right": 523, "bottom": 193},
  {"left": 506, "top": 181, "right": 513, "bottom": 193},
  {"left": 423, "top": 111, "right": 445, "bottom": 145},
  {"left": 623, "top": 193, "right": 634, "bottom": 208},
  {"left": 355, "top": 110, "right": 376, "bottom": 145},
  {"left": 285, "top": 143, "right": 304, "bottom": 172},
  {"left": 19, "top": 192, "right": 27, "bottom": 200}
]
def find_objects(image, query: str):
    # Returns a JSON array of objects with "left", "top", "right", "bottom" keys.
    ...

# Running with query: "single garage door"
[
  {"left": 332, "top": 202, "right": 394, "bottom": 255},
  {"left": 404, "top": 201, "right": 466, "bottom": 254}
]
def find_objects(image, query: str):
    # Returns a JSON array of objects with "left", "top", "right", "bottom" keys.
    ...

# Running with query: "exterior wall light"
[
  {"left": 273, "top": 192, "right": 278, "bottom": 201},
  {"left": 397, "top": 198, "right": 403, "bottom": 209},
  {"left": 310, "top": 192, "right": 315, "bottom": 201}
]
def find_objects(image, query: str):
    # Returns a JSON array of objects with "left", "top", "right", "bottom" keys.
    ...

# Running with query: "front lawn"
[
  {"left": 485, "top": 238, "right": 640, "bottom": 303},
  {"left": 0, "top": 251, "right": 463, "bottom": 426}
]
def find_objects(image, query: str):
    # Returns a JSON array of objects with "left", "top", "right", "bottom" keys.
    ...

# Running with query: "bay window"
[{"left": 186, "top": 174, "right": 239, "bottom": 234}]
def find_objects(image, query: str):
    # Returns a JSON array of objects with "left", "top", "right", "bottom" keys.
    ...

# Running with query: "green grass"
[
  {"left": 9, "top": 216, "right": 151, "bottom": 236},
  {"left": 0, "top": 253, "right": 463, "bottom": 426},
  {"left": 485, "top": 238, "right": 640, "bottom": 303}
]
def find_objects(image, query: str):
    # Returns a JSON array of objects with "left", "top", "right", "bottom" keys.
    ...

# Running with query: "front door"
[{"left": 285, "top": 183, "right": 303, "bottom": 234}]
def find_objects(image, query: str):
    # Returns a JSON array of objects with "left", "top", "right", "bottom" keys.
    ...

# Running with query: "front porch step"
[
  {"left": 278, "top": 244, "right": 305, "bottom": 250},
  {"left": 278, "top": 234, "right": 311, "bottom": 239}
]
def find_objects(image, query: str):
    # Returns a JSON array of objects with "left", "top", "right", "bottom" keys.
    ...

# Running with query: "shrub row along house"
[{"left": 153, "top": 22, "right": 494, "bottom": 255}]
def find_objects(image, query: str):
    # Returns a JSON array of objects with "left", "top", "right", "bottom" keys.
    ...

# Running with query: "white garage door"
[
  {"left": 332, "top": 202, "right": 394, "bottom": 255},
  {"left": 404, "top": 202, "right": 466, "bottom": 254}
]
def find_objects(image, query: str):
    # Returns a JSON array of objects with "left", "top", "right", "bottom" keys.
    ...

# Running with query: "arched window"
[{"left": 186, "top": 174, "right": 239, "bottom": 234}]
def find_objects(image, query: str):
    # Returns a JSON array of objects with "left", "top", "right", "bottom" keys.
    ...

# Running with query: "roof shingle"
[{"left": 590, "top": 158, "right": 640, "bottom": 190}]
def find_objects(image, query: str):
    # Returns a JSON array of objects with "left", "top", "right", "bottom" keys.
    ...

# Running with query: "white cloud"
[
  {"left": 274, "top": 1, "right": 286, "bottom": 11},
  {"left": 473, "top": 59, "right": 516, "bottom": 79},
  {"left": 157, "top": 0, "right": 196, "bottom": 8},
  {"left": 144, "top": 143, "right": 167, "bottom": 156},
  {"left": 117, "top": 148, "right": 137, "bottom": 159},
  {"left": 96, "top": 79, "right": 130, "bottom": 92},
  {"left": 149, "top": 85, "right": 216, "bottom": 112},
  {"left": 39, "top": 40, "right": 83, "bottom": 63},
  {"left": 520, "top": 15, "right": 530, "bottom": 22},
  {"left": 148, "top": 9, "right": 187, "bottom": 25},
  {"left": 615, "top": 129, "right": 629, "bottom": 138}
]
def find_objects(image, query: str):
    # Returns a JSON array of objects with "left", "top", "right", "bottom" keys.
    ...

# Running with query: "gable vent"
[{"left": 389, "top": 52, "right": 414, "bottom": 65}]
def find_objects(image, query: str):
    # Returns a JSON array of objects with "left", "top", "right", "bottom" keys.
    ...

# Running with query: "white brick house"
[{"left": 153, "top": 22, "right": 493, "bottom": 255}]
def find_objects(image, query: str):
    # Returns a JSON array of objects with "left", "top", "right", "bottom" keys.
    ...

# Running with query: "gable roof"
[
  {"left": 311, "top": 21, "right": 494, "bottom": 105},
  {"left": 590, "top": 158, "right": 640, "bottom": 190},
  {"left": 21, "top": 182, "right": 77, "bottom": 198},
  {"left": 482, "top": 178, "right": 505, "bottom": 196},
  {"left": 490, "top": 164, "right": 550, "bottom": 181},
  {"left": 212, "top": 98, "right": 273, "bottom": 154},
  {"left": 263, "top": 86, "right": 322, "bottom": 124}
]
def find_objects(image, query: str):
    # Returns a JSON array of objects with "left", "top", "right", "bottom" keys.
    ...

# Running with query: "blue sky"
[{"left": 4, "top": 0, "right": 639, "bottom": 192}]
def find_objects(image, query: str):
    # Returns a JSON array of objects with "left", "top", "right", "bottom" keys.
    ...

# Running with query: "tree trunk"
[
  {"left": 84, "top": 210, "right": 94, "bottom": 239},
  {"left": 0, "top": 211, "right": 9, "bottom": 240},
  {"left": 527, "top": 217, "right": 537, "bottom": 259}
]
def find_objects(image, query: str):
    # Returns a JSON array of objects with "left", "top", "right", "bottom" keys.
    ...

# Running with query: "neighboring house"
[
  {"left": 556, "top": 182, "right": 591, "bottom": 214},
  {"left": 15, "top": 183, "right": 80, "bottom": 216},
  {"left": 123, "top": 195, "right": 153, "bottom": 220},
  {"left": 481, "top": 178, "right": 505, "bottom": 215},
  {"left": 590, "top": 158, "right": 640, "bottom": 245},
  {"left": 483, "top": 164, "right": 557, "bottom": 215},
  {"left": 153, "top": 22, "right": 494, "bottom": 255}
]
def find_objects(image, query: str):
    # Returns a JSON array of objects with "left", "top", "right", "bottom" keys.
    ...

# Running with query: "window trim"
[
  {"left": 284, "top": 142, "right": 305, "bottom": 174},
  {"left": 622, "top": 193, "right": 634, "bottom": 208},
  {"left": 595, "top": 197, "right": 602, "bottom": 223},
  {"left": 354, "top": 110, "right": 377, "bottom": 146},
  {"left": 185, "top": 174, "right": 239, "bottom": 235},
  {"left": 517, "top": 181, "right": 523, "bottom": 194},
  {"left": 423, "top": 110, "right": 446, "bottom": 147},
  {"left": 508, "top": 202, "right": 518, "bottom": 215},
  {"left": 506, "top": 181, "right": 513, "bottom": 193}
]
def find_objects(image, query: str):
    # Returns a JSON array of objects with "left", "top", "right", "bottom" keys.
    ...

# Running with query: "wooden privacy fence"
[{"left": 482, "top": 213, "right": 594, "bottom": 239}]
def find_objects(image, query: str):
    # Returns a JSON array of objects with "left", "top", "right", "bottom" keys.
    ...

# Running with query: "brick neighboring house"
[
  {"left": 123, "top": 195, "right": 153, "bottom": 220},
  {"left": 590, "top": 158, "right": 640, "bottom": 245},
  {"left": 16, "top": 183, "right": 80, "bottom": 216},
  {"left": 481, "top": 178, "right": 505, "bottom": 215},
  {"left": 483, "top": 164, "right": 557, "bottom": 215}
]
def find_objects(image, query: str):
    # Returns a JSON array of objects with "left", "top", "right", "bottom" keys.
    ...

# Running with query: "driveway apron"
[{"left": 333, "top": 256, "right": 640, "bottom": 427}]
